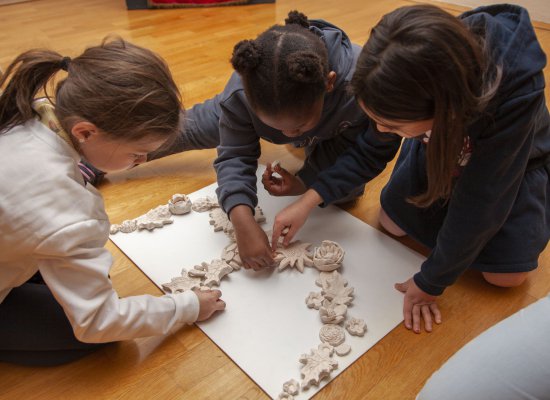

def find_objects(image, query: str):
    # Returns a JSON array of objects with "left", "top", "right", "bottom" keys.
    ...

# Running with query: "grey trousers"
[
  {"left": 417, "top": 294, "right": 550, "bottom": 400},
  {"left": 0, "top": 273, "right": 109, "bottom": 366}
]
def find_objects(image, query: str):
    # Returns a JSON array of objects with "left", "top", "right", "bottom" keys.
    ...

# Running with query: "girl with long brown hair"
[
  {"left": 272, "top": 4, "right": 549, "bottom": 333},
  {"left": 0, "top": 38, "right": 224, "bottom": 366}
]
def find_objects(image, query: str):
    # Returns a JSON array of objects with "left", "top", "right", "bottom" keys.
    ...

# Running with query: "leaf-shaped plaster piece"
[
  {"left": 273, "top": 241, "right": 313, "bottom": 273},
  {"left": 191, "top": 196, "right": 219, "bottom": 212},
  {"left": 299, "top": 343, "right": 338, "bottom": 390},
  {"left": 161, "top": 268, "right": 203, "bottom": 293},
  {"left": 189, "top": 260, "right": 233, "bottom": 287}
]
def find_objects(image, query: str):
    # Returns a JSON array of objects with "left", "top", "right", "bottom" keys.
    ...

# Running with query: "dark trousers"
[{"left": 0, "top": 273, "right": 109, "bottom": 366}]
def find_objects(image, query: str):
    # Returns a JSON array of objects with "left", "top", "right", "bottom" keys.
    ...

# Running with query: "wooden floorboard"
[{"left": 0, "top": 0, "right": 548, "bottom": 399}]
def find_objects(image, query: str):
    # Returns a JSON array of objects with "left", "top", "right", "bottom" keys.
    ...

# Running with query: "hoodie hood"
[
  {"left": 461, "top": 4, "right": 547, "bottom": 96},
  {"left": 309, "top": 19, "right": 358, "bottom": 87}
]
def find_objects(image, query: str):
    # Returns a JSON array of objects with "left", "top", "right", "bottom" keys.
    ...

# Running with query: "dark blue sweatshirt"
[
  {"left": 213, "top": 20, "right": 398, "bottom": 215},
  {"left": 311, "top": 4, "right": 550, "bottom": 295}
]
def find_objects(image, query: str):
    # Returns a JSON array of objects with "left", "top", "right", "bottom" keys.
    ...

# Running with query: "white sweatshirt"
[{"left": 0, "top": 119, "right": 199, "bottom": 343}]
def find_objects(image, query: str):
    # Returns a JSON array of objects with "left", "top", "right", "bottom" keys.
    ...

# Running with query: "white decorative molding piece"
[
  {"left": 334, "top": 343, "right": 351, "bottom": 357},
  {"left": 110, "top": 218, "right": 138, "bottom": 234},
  {"left": 168, "top": 193, "right": 192, "bottom": 215},
  {"left": 299, "top": 343, "right": 338, "bottom": 390},
  {"left": 319, "top": 324, "right": 345, "bottom": 347},
  {"left": 273, "top": 241, "right": 313, "bottom": 273},
  {"left": 161, "top": 269, "right": 203, "bottom": 293},
  {"left": 282, "top": 379, "right": 300, "bottom": 396},
  {"left": 191, "top": 196, "right": 219, "bottom": 212},
  {"left": 312, "top": 240, "right": 345, "bottom": 272},
  {"left": 319, "top": 271, "right": 354, "bottom": 306},
  {"left": 221, "top": 242, "right": 243, "bottom": 270},
  {"left": 188, "top": 260, "right": 233, "bottom": 287},
  {"left": 135, "top": 204, "right": 173, "bottom": 231},
  {"left": 345, "top": 317, "right": 367, "bottom": 337},
  {"left": 305, "top": 291, "right": 325, "bottom": 310},
  {"left": 209, "top": 208, "right": 232, "bottom": 233},
  {"left": 319, "top": 299, "right": 347, "bottom": 325}
]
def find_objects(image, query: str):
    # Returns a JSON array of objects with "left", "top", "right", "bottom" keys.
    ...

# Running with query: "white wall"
[{"left": 443, "top": 0, "right": 549, "bottom": 23}]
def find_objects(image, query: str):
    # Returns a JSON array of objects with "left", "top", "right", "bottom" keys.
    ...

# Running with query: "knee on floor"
[
  {"left": 482, "top": 271, "right": 529, "bottom": 288},
  {"left": 378, "top": 208, "right": 407, "bottom": 237}
]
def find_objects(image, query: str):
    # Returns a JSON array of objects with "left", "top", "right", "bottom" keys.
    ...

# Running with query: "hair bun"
[
  {"left": 285, "top": 10, "right": 309, "bottom": 28},
  {"left": 231, "top": 40, "right": 261, "bottom": 74},
  {"left": 286, "top": 52, "right": 324, "bottom": 83}
]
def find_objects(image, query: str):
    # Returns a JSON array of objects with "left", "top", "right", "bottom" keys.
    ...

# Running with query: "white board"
[{"left": 110, "top": 168, "right": 424, "bottom": 399}]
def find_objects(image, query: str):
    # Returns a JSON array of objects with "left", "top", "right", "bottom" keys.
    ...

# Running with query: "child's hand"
[
  {"left": 230, "top": 205, "right": 274, "bottom": 270},
  {"left": 395, "top": 278, "right": 442, "bottom": 333},
  {"left": 193, "top": 289, "right": 226, "bottom": 321},
  {"left": 271, "top": 189, "right": 322, "bottom": 249},
  {"left": 262, "top": 162, "right": 306, "bottom": 196}
]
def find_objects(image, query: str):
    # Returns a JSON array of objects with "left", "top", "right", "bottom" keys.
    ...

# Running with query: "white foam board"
[{"left": 110, "top": 168, "right": 424, "bottom": 399}]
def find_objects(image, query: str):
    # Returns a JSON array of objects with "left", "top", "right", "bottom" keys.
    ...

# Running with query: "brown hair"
[
  {"left": 0, "top": 38, "right": 182, "bottom": 142},
  {"left": 351, "top": 5, "right": 501, "bottom": 207},
  {"left": 230, "top": 10, "right": 329, "bottom": 116}
]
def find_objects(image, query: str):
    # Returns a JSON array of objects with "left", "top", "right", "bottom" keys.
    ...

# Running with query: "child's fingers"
[
  {"left": 271, "top": 221, "right": 285, "bottom": 250},
  {"left": 282, "top": 226, "right": 297, "bottom": 247},
  {"left": 403, "top": 298, "right": 413, "bottom": 330},
  {"left": 215, "top": 299, "right": 226, "bottom": 311},
  {"left": 412, "top": 304, "right": 421, "bottom": 333},
  {"left": 421, "top": 305, "right": 433, "bottom": 332},
  {"left": 430, "top": 303, "right": 442, "bottom": 324},
  {"left": 394, "top": 280, "right": 408, "bottom": 293}
]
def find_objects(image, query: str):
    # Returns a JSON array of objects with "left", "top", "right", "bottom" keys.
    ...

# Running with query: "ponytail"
[
  {"left": 0, "top": 38, "right": 181, "bottom": 142},
  {"left": 0, "top": 50, "right": 66, "bottom": 133}
]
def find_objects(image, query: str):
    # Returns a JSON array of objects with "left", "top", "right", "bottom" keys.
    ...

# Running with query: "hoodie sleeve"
[
  {"left": 214, "top": 91, "right": 261, "bottom": 214},
  {"left": 414, "top": 92, "right": 545, "bottom": 295},
  {"left": 35, "top": 220, "right": 199, "bottom": 343},
  {"left": 310, "top": 124, "right": 402, "bottom": 205}
]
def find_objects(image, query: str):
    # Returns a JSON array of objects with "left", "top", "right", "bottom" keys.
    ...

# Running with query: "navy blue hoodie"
[
  {"left": 310, "top": 4, "right": 550, "bottom": 295},
  {"left": 213, "top": 20, "right": 398, "bottom": 215}
]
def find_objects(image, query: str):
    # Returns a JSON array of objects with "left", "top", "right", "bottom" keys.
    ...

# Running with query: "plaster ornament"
[
  {"left": 277, "top": 393, "right": 293, "bottom": 400},
  {"left": 312, "top": 240, "right": 345, "bottom": 272},
  {"left": 282, "top": 379, "right": 300, "bottom": 396},
  {"left": 345, "top": 317, "right": 367, "bottom": 337},
  {"left": 161, "top": 269, "right": 203, "bottom": 293},
  {"left": 317, "top": 342, "right": 334, "bottom": 356},
  {"left": 334, "top": 343, "right": 351, "bottom": 357},
  {"left": 299, "top": 343, "right": 338, "bottom": 390},
  {"left": 305, "top": 291, "right": 325, "bottom": 310},
  {"left": 224, "top": 228, "right": 237, "bottom": 243},
  {"left": 168, "top": 193, "right": 192, "bottom": 215},
  {"left": 188, "top": 260, "right": 233, "bottom": 287},
  {"left": 320, "top": 271, "right": 354, "bottom": 306},
  {"left": 110, "top": 218, "right": 138, "bottom": 234},
  {"left": 319, "top": 324, "right": 345, "bottom": 346},
  {"left": 315, "top": 270, "right": 344, "bottom": 288},
  {"left": 271, "top": 160, "right": 283, "bottom": 179},
  {"left": 209, "top": 208, "right": 232, "bottom": 233},
  {"left": 136, "top": 205, "right": 173, "bottom": 231},
  {"left": 273, "top": 241, "right": 313, "bottom": 273},
  {"left": 319, "top": 299, "right": 348, "bottom": 325},
  {"left": 191, "top": 196, "right": 219, "bottom": 212},
  {"left": 221, "top": 242, "right": 242, "bottom": 270}
]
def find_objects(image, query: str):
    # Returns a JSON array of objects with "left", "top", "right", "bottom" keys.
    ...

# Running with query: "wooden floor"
[{"left": 1, "top": 0, "right": 549, "bottom": 399}]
